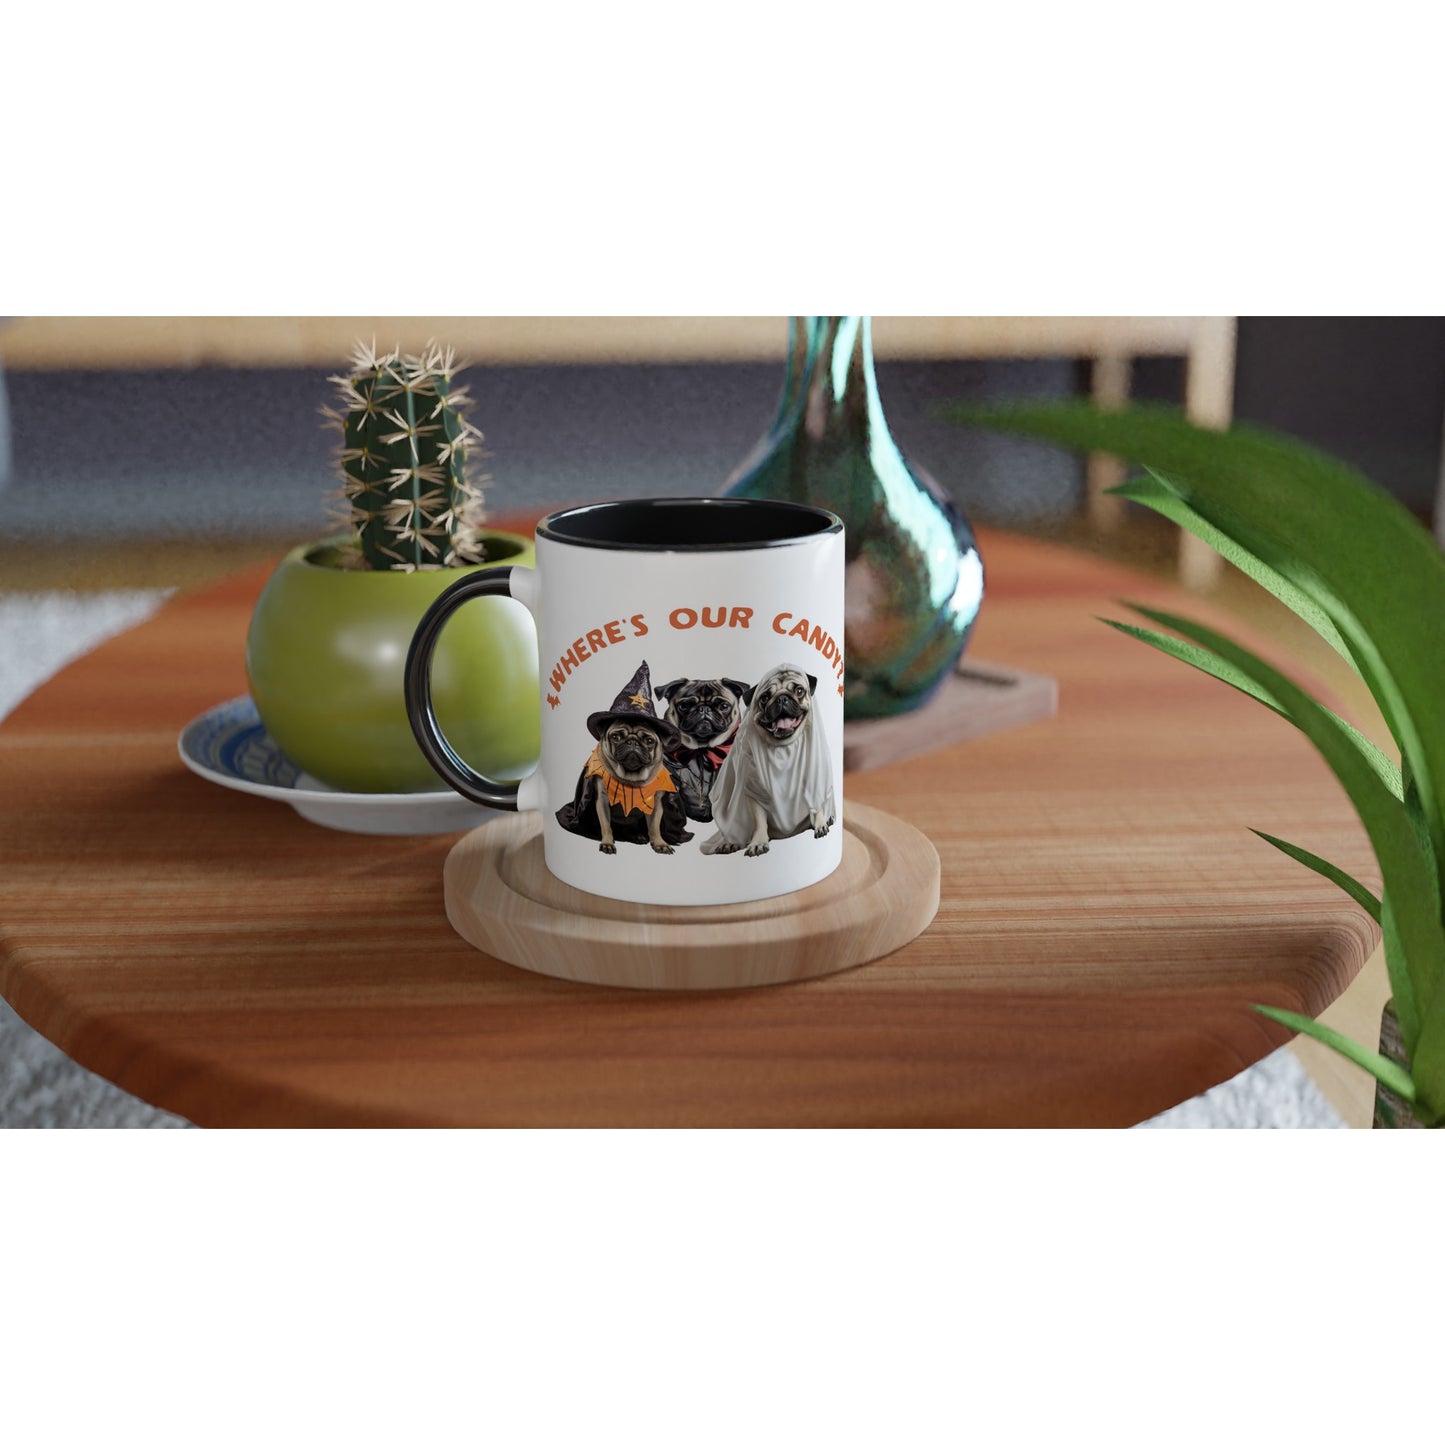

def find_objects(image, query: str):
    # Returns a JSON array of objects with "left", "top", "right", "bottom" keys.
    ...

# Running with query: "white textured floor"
[{"left": 0, "top": 592, "right": 1343, "bottom": 1128}]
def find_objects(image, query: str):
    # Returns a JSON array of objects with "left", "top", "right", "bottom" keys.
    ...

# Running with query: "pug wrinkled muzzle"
[
  {"left": 760, "top": 691, "right": 806, "bottom": 739},
  {"left": 611, "top": 734, "right": 656, "bottom": 772},
  {"left": 676, "top": 697, "right": 734, "bottom": 740}
]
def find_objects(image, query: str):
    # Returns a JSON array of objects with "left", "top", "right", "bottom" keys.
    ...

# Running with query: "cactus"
[{"left": 325, "top": 340, "right": 488, "bottom": 571}]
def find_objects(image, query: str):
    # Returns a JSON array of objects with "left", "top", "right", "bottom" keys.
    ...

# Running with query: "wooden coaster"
[
  {"left": 443, "top": 801, "right": 939, "bottom": 990},
  {"left": 843, "top": 658, "right": 1057, "bottom": 773}
]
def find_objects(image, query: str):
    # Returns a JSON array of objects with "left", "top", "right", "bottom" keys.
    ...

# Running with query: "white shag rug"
[{"left": 0, "top": 591, "right": 1343, "bottom": 1128}]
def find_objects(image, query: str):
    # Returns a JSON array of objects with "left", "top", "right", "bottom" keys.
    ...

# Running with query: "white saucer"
[{"left": 178, "top": 696, "right": 506, "bottom": 836}]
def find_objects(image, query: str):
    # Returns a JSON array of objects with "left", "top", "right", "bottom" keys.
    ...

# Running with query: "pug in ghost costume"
[
  {"left": 700, "top": 663, "right": 836, "bottom": 857},
  {"left": 555, "top": 661, "right": 693, "bottom": 854}
]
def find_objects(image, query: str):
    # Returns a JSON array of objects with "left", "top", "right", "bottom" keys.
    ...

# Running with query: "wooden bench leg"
[
  {"left": 1086, "top": 352, "right": 1131, "bottom": 532},
  {"left": 1180, "top": 319, "right": 1238, "bottom": 589}
]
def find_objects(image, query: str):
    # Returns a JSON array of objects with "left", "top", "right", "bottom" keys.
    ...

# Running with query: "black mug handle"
[{"left": 404, "top": 566, "right": 525, "bottom": 811}]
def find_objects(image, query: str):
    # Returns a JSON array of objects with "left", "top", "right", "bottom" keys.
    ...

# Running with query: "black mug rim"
[{"left": 535, "top": 497, "right": 843, "bottom": 552}]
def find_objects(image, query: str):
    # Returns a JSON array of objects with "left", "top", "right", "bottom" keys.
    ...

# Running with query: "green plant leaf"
[
  {"left": 1126, "top": 604, "right": 1438, "bottom": 1065},
  {"left": 1404, "top": 927, "right": 1445, "bottom": 1114},
  {"left": 1111, "top": 606, "right": 1419, "bottom": 1058},
  {"left": 1378, "top": 889, "right": 1425, "bottom": 1086},
  {"left": 1111, "top": 468, "right": 1356, "bottom": 667},
  {"left": 1102, "top": 617, "right": 1401, "bottom": 799},
  {"left": 1253, "top": 1005, "right": 1422, "bottom": 1109},
  {"left": 949, "top": 402, "right": 1445, "bottom": 876},
  {"left": 1401, "top": 761, "right": 1441, "bottom": 916},
  {"left": 1250, "top": 831, "right": 1382, "bottom": 924}
]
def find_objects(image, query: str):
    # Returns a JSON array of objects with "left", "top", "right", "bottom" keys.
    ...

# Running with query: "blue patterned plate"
[{"left": 178, "top": 696, "right": 503, "bottom": 836}]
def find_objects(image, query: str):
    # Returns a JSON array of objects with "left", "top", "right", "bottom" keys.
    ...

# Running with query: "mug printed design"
[
  {"left": 654, "top": 674, "right": 750, "bottom": 823},
  {"left": 554, "top": 662, "right": 694, "bottom": 854},
  {"left": 404, "top": 496, "right": 846, "bottom": 909},
  {"left": 555, "top": 659, "right": 837, "bottom": 859},
  {"left": 699, "top": 663, "right": 836, "bottom": 858}
]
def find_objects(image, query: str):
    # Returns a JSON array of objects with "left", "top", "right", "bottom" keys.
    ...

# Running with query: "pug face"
[
  {"left": 601, "top": 721, "right": 666, "bottom": 783},
  {"left": 655, "top": 678, "right": 749, "bottom": 751},
  {"left": 746, "top": 668, "right": 817, "bottom": 745}
]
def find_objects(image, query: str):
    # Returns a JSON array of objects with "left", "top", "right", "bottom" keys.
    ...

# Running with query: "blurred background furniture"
[
  {"left": 1, "top": 314, "right": 1238, "bottom": 585},
  {"left": 0, "top": 342, "right": 11, "bottom": 493},
  {"left": 0, "top": 315, "right": 1232, "bottom": 372},
  {"left": 7, "top": 316, "right": 1444, "bottom": 581}
]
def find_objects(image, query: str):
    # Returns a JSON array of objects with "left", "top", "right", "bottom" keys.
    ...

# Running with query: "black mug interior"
[{"left": 537, "top": 498, "right": 841, "bottom": 551}]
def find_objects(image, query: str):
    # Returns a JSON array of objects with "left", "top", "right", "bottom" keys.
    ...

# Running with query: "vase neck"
[
  {"left": 769, "top": 316, "right": 819, "bottom": 429},
  {"left": 772, "top": 316, "right": 892, "bottom": 446}
]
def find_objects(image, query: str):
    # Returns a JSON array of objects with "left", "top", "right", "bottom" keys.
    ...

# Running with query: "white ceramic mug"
[{"left": 405, "top": 497, "right": 845, "bottom": 906}]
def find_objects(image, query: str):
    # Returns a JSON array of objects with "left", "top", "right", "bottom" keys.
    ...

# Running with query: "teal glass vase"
[{"left": 723, "top": 316, "right": 984, "bottom": 719}]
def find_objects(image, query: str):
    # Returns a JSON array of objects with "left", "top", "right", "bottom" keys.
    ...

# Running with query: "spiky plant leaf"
[
  {"left": 1376, "top": 890, "right": 1445, "bottom": 1116},
  {"left": 1249, "top": 831, "right": 1382, "bottom": 923},
  {"left": 1126, "top": 604, "right": 1438, "bottom": 1072},
  {"left": 949, "top": 402, "right": 1445, "bottom": 882},
  {"left": 1405, "top": 920, "right": 1445, "bottom": 1110},
  {"left": 1401, "top": 760, "right": 1441, "bottom": 916},
  {"left": 1254, "top": 1005, "right": 1423, "bottom": 1113},
  {"left": 1109, "top": 469, "right": 1357, "bottom": 666},
  {"left": 1101, "top": 617, "right": 1401, "bottom": 799}
]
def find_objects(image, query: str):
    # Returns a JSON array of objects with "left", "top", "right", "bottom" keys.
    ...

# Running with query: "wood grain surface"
[
  {"left": 0, "top": 524, "right": 1380, "bottom": 1127},
  {"left": 444, "top": 803, "right": 941, "bottom": 990}
]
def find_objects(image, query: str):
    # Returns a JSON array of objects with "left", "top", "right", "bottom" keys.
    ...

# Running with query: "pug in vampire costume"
[
  {"left": 653, "top": 676, "right": 751, "bottom": 822},
  {"left": 700, "top": 663, "right": 836, "bottom": 857},
  {"left": 555, "top": 661, "right": 693, "bottom": 854}
]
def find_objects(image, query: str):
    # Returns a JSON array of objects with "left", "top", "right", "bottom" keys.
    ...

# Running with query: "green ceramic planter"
[{"left": 246, "top": 531, "right": 539, "bottom": 794}]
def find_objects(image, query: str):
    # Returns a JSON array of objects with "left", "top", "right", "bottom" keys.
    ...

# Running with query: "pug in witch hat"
[{"left": 555, "top": 660, "right": 693, "bottom": 854}]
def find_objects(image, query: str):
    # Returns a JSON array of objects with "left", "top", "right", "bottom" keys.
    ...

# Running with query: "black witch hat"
[{"left": 586, "top": 660, "right": 681, "bottom": 747}]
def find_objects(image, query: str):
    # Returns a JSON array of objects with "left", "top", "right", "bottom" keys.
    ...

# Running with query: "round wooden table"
[{"left": 0, "top": 525, "right": 1379, "bottom": 1126}]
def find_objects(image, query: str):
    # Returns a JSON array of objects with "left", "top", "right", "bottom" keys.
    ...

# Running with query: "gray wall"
[
  {"left": 5, "top": 319, "right": 1441, "bottom": 547},
  {"left": 0, "top": 358, "right": 1079, "bottom": 542},
  {"left": 1137, "top": 317, "right": 1445, "bottom": 518}
]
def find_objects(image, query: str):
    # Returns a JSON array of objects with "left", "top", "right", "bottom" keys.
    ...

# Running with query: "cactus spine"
[{"left": 327, "top": 340, "right": 488, "bottom": 571}]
